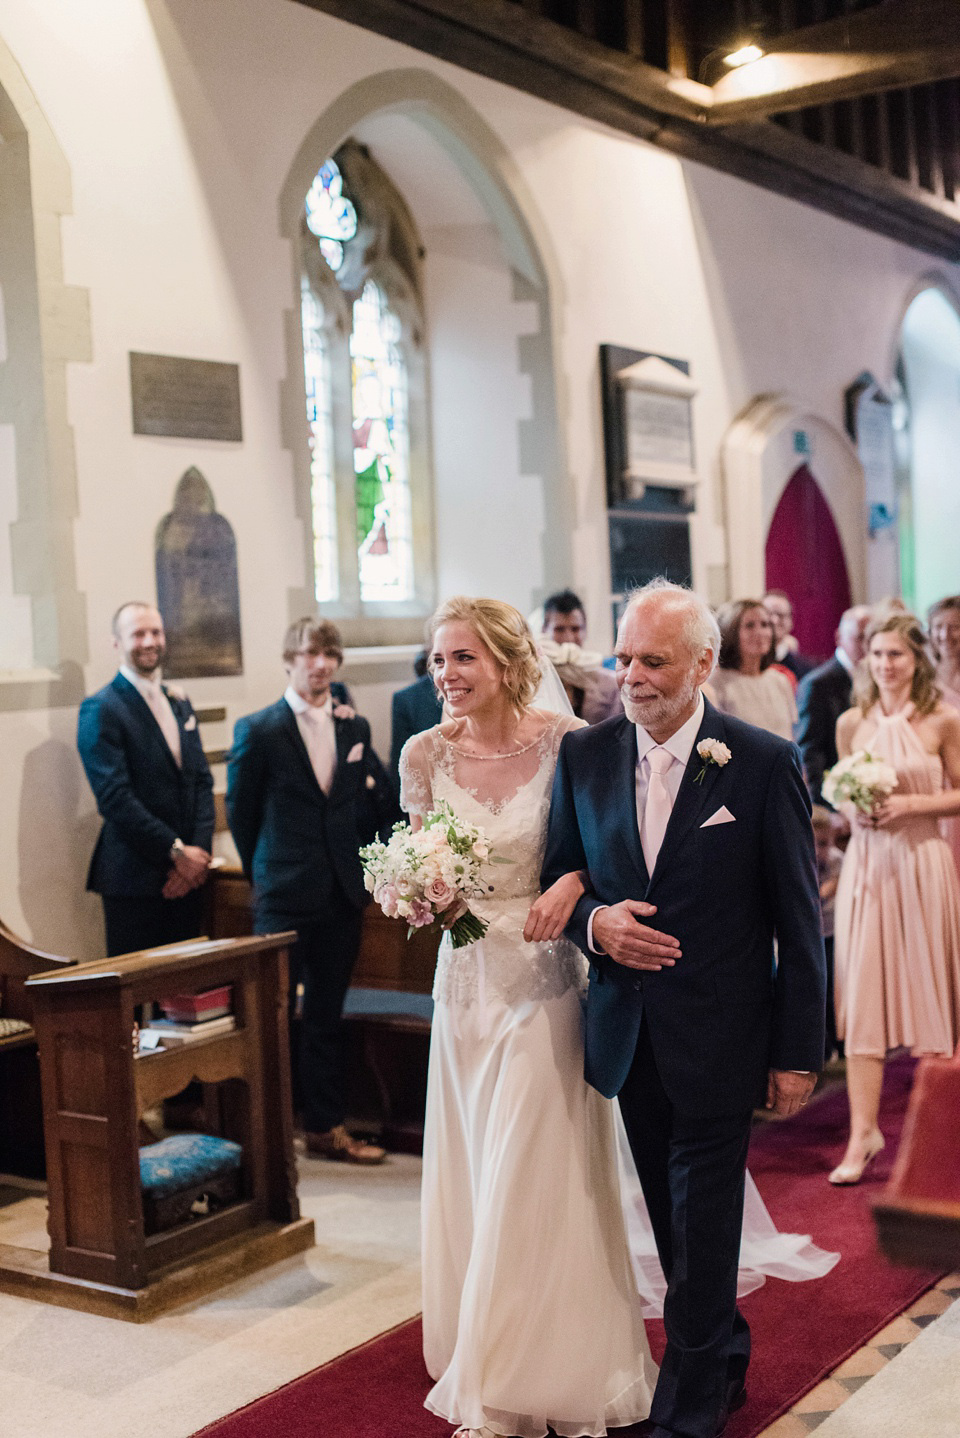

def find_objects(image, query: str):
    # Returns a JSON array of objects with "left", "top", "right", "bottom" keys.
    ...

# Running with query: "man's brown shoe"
[{"left": 305, "top": 1124, "right": 386, "bottom": 1165}]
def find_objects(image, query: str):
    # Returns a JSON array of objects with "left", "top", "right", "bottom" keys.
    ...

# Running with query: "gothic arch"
[
  {"left": 0, "top": 37, "right": 91, "bottom": 707},
  {"left": 278, "top": 68, "right": 569, "bottom": 643},
  {"left": 721, "top": 395, "right": 866, "bottom": 607}
]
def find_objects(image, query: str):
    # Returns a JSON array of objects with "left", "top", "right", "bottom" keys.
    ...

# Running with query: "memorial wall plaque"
[
  {"left": 130, "top": 352, "right": 242, "bottom": 442},
  {"left": 156, "top": 467, "right": 243, "bottom": 678}
]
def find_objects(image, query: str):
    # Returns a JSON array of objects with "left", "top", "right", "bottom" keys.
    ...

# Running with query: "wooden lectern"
[{"left": 1, "top": 933, "right": 314, "bottom": 1320}]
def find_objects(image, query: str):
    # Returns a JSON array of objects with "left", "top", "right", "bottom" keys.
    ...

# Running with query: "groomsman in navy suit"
[
  {"left": 227, "top": 617, "right": 398, "bottom": 1165},
  {"left": 543, "top": 579, "right": 826, "bottom": 1438},
  {"left": 78, "top": 602, "right": 215, "bottom": 957}
]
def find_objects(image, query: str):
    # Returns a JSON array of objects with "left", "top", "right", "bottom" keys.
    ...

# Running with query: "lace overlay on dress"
[{"left": 399, "top": 712, "right": 588, "bottom": 1009}]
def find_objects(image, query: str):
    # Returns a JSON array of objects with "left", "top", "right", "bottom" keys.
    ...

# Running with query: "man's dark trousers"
[
  {"left": 619, "top": 1020, "right": 751, "bottom": 1438},
  {"left": 103, "top": 891, "right": 205, "bottom": 959},
  {"left": 257, "top": 891, "right": 362, "bottom": 1134}
]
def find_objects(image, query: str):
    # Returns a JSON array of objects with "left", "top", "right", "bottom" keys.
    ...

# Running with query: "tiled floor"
[{"left": 759, "top": 1272, "right": 960, "bottom": 1435}]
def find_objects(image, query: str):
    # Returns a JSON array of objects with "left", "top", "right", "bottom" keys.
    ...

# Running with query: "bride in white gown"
[{"left": 400, "top": 597, "right": 836, "bottom": 1438}]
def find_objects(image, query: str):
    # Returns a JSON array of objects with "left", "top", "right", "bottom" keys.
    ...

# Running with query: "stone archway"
[
  {"left": 721, "top": 395, "right": 866, "bottom": 614},
  {"left": 0, "top": 37, "right": 92, "bottom": 707}
]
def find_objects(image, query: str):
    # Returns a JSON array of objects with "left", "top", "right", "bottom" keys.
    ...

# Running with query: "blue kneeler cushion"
[{"left": 139, "top": 1133, "right": 243, "bottom": 1198}]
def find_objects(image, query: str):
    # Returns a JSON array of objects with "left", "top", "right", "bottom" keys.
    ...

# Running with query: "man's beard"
[
  {"left": 131, "top": 646, "right": 165, "bottom": 676},
  {"left": 622, "top": 679, "right": 698, "bottom": 734}
]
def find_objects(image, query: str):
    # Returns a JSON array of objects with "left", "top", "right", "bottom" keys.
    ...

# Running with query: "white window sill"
[{"left": 0, "top": 668, "right": 61, "bottom": 685}]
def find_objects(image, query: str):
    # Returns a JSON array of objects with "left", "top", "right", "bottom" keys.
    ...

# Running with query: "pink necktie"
[{"left": 641, "top": 747, "right": 674, "bottom": 875}]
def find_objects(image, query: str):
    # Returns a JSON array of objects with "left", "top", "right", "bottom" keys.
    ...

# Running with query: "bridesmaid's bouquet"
[
  {"left": 822, "top": 750, "right": 898, "bottom": 814},
  {"left": 360, "top": 801, "right": 493, "bottom": 948}
]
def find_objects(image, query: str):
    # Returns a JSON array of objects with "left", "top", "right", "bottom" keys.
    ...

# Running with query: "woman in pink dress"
[
  {"left": 928, "top": 595, "right": 960, "bottom": 879},
  {"left": 831, "top": 611, "right": 960, "bottom": 1184}
]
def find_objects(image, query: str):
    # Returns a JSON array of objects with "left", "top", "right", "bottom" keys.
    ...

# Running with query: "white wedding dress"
[{"left": 400, "top": 711, "right": 836, "bottom": 1438}]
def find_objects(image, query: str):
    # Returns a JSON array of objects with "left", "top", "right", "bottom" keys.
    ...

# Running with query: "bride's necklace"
[{"left": 445, "top": 720, "right": 543, "bottom": 760}]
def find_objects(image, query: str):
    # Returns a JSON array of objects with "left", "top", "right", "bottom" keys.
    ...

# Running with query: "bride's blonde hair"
[
  {"left": 428, "top": 596, "right": 542, "bottom": 713},
  {"left": 854, "top": 610, "right": 941, "bottom": 717}
]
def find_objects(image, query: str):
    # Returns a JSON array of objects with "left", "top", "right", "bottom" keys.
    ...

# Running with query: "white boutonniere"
[
  {"left": 164, "top": 683, "right": 187, "bottom": 702},
  {"left": 694, "top": 738, "right": 731, "bottom": 784}
]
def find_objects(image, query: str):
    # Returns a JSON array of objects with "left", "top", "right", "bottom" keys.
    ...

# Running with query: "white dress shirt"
[
  {"left": 285, "top": 685, "right": 336, "bottom": 794},
  {"left": 834, "top": 646, "right": 855, "bottom": 677},
  {"left": 587, "top": 692, "right": 705, "bottom": 954},
  {"left": 121, "top": 664, "right": 182, "bottom": 767}
]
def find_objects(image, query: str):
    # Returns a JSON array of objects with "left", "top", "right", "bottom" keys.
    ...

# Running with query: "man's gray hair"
[{"left": 622, "top": 578, "right": 720, "bottom": 674}]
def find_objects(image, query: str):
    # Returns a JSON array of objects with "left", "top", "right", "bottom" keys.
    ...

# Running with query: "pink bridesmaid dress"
[
  {"left": 834, "top": 704, "right": 960, "bottom": 1057},
  {"left": 938, "top": 683, "right": 960, "bottom": 880}
]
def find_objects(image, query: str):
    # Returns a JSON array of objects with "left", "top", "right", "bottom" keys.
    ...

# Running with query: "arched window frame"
[{"left": 294, "top": 141, "right": 435, "bottom": 646}]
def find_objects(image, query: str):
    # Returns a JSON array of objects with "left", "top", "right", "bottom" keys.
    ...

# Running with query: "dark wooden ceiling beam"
[
  {"left": 708, "top": 0, "right": 960, "bottom": 124},
  {"left": 292, "top": 0, "right": 960, "bottom": 259}
]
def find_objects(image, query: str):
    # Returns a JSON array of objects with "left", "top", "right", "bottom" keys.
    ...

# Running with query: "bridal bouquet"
[
  {"left": 360, "top": 801, "right": 492, "bottom": 948},
  {"left": 822, "top": 750, "right": 898, "bottom": 814}
]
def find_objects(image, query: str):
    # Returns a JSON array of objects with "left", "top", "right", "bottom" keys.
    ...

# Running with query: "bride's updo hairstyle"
[
  {"left": 855, "top": 610, "right": 941, "bottom": 717},
  {"left": 428, "top": 596, "right": 542, "bottom": 713}
]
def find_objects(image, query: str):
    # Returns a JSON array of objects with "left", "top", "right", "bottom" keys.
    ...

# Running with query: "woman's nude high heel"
[{"left": 828, "top": 1132, "right": 885, "bottom": 1185}]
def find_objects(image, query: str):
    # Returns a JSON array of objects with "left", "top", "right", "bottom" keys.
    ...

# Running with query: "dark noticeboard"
[{"left": 130, "top": 352, "right": 242, "bottom": 442}]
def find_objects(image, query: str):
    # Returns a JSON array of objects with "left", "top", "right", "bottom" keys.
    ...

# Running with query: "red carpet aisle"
[{"left": 196, "top": 1056, "right": 943, "bottom": 1438}]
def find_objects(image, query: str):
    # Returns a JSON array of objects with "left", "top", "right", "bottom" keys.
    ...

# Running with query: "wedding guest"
[
  {"left": 764, "top": 589, "right": 815, "bottom": 682},
  {"left": 831, "top": 611, "right": 960, "bottom": 1184},
  {"left": 77, "top": 602, "right": 214, "bottom": 956},
  {"left": 390, "top": 649, "right": 443, "bottom": 778},
  {"left": 709, "top": 598, "right": 797, "bottom": 740},
  {"left": 811, "top": 805, "right": 844, "bottom": 1063},
  {"left": 541, "top": 588, "right": 621, "bottom": 723},
  {"left": 227, "top": 617, "right": 397, "bottom": 1164},
  {"left": 796, "top": 605, "right": 872, "bottom": 803},
  {"left": 929, "top": 595, "right": 960, "bottom": 878}
]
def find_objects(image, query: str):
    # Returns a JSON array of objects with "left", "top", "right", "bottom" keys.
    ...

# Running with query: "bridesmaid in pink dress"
[
  {"left": 928, "top": 595, "right": 960, "bottom": 878},
  {"left": 831, "top": 611, "right": 960, "bottom": 1184}
]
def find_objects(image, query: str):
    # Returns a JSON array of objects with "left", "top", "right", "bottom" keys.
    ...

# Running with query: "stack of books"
[{"left": 142, "top": 986, "right": 235, "bottom": 1047}]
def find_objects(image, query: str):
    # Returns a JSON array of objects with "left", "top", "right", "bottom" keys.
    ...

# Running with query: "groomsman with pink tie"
[
  {"left": 227, "top": 617, "right": 398, "bottom": 1164},
  {"left": 78, "top": 601, "right": 214, "bottom": 957}
]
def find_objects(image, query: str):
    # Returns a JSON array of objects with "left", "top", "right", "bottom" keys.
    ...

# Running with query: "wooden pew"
[
  {"left": 0, "top": 922, "right": 74, "bottom": 1178},
  {"left": 205, "top": 867, "right": 436, "bottom": 1149}
]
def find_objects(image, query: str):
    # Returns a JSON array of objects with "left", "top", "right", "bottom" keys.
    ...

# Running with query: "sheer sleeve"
[{"left": 399, "top": 730, "right": 435, "bottom": 817}]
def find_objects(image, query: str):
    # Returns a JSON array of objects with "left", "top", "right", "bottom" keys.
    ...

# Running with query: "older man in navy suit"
[
  {"left": 78, "top": 602, "right": 215, "bottom": 957},
  {"left": 543, "top": 579, "right": 826, "bottom": 1438},
  {"left": 227, "top": 617, "right": 398, "bottom": 1165}
]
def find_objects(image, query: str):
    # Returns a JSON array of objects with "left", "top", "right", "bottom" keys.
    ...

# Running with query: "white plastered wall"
[{"left": 0, "top": 0, "right": 955, "bottom": 954}]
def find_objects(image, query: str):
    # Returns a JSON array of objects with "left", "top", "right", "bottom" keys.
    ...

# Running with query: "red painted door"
[{"left": 765, "top": 465, "right": 852, "bottom": 662}]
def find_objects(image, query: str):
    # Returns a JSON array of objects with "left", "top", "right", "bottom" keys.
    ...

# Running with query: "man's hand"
[
  {"left": 765, "top": 1069, "right": 816, "bottom": 1117},
  {"left": 162, "top": 869, "right": 194, "bottom": 900},
  {"left": 172, "top": 844, "right": 211, "bottom": 887},
  {"left": 592, "top": 900, "right": 680, "bottom": 972}
]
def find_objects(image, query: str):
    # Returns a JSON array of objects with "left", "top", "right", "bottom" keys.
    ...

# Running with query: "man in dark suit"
[
  {"left": 78, "top": 602, "right": 215, "bottom": 956},
  {"left": 763, "top": 590, "right": 816, "bottom": 683},
  {"left": 796, "top": 605, "right": 871, "bottom": 801},
  {"left": 227, "top": 617, "right": 397, "bottom": 1165},
  {"left": 390, "top": 650, "right": 443, "bottom": 777},
  {"left": 543, "top": 579, "right": 826, "bottom": 1438}
]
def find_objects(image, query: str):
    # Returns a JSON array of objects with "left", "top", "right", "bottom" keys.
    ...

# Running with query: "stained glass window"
[
  {"left": 300, "top": 283, "right": 338, "bottom": 603},
  {"left": 350, "top": 281, "right": 414, "bottom": 602},
  {"left": 305, "top": 158, "right": 357, "bottom": 274}
]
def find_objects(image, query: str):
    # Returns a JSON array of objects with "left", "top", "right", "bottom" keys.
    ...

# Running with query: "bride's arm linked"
[{"left": 523, "top": 870, "right": 586, "bottom": 943}]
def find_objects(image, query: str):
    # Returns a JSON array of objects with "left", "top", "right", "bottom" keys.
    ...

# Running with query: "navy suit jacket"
[
  {"left": 78, "top": 673, "right": 215, "bottom": 897},
  {"left": 542, "top": 698, "right": 826, "bottom": 1116},
  {"left": 796, "top": 656, "right": 853, "bottom": 802},
  {"left": 390, "top": 674, "right": 443, "bottom": 776},
  {"left": 226, "top": 698, "right": 398, "bottom": 924}
]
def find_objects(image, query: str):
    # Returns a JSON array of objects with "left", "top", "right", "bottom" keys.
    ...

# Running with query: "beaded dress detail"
[{"left": 400, "top": 712, "right": 585, "bottom": 1009}]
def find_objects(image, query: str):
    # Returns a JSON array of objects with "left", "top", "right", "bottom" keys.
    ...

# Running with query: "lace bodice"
[{"left": 399, "top": 711, "right": 588, "bottom": 1008}]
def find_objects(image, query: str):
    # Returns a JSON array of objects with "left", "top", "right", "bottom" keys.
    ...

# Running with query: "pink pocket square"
[
  {"left": 346, "top": 742, "right": 364, "bottom": 763},
  {"left": 701, "top": 806, "right": 735, "bottom": 828}
]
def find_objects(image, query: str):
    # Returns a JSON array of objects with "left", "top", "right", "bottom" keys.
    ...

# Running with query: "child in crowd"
[{"left": 812, "top": 805, "right": 844, "bottom": 1064}]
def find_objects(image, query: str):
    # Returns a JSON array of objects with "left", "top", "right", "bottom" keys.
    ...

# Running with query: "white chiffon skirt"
[{"left": 421, "top": 986, "right": 838, "bottom": 1438}]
